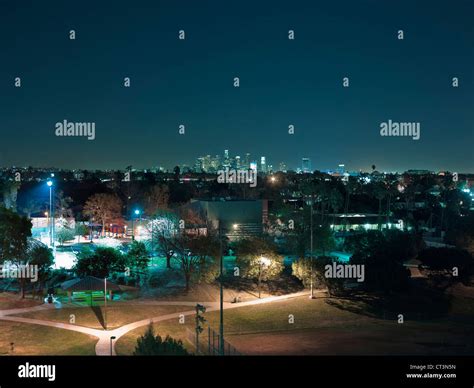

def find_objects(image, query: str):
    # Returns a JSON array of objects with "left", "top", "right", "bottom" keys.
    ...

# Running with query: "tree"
[
  {"left": 171, "top": 234, "right": 220, "bottom": 291},
  {"left": 234, "top": 237, "right": 284, "bottom": 297},
  {"left": 0, "top": 206, "right": 31, "bottom": 262},
  {"left": 56, "top": 227, "right": 75, "bottom": 246},
  {"left": 147, "top": 210, "right": 180, "bottom": 268},
  {"left": 134, "top": 324, "right": 189, "bottom": 355},
  {"left": 417, "top": 247, "right": 473, "bottom": 285},
  {"left": 173, "top": 166, "right": 181, "bottom": 183},
  {"left": 292, "top": 257, "right": 319, "bottom": 289},
  {"left": 29, "top": 245, "right": 54, "bottom": 298},
  {"left": 83, "top": 193, "right": 122, "bottom": 237},
  {"left": 144, "top": 184, "right": 169, "bottom": 216},
  {"left": 127, "top": 240, "right": 150, "bottom": 285},
  {"left": 55, "top": 190, "right": 74, "bottom": 220},
  {"left": 0, "top": 207, "right": 32, "bottom": 298},
  {"left": 74, "top": 223, "right": 89, "bottom": 243},
  {"left": 20, "top": 197, "right": 45, "bottom": 218},
  {"left": 292, "top": 256, "right": 344, "bottom": 296},
  {"left": 445, "top": 214, "right": 474, "bottom": 255},
  {"left": 347, "top": 230, "right": 414, "bottom": 294},
  {"left": 371, "top": 182, "right": 386, "bottom": 229},
  {"left": 75, "top": 247, "right": 126, "bottom": 278}
]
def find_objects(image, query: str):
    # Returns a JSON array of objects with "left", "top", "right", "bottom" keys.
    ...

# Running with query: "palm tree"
[
  {"left": 372, "top": 182, "right": 386, "bottom": 229},
  {"left": 384, "top": 177, "right": 399, "bottom": 225},
  {"left": 328, "top": 188, "right": 344, "bottom": 226}
]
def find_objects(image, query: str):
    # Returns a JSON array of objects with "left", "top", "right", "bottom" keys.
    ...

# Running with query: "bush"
[{"left": 134, "top": 324, "right": 189, "bottom": 356}]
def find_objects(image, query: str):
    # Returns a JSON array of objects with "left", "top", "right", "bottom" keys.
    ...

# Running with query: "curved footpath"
[{"left": 0, "top": 291, "right": 311, "bottom": 355}]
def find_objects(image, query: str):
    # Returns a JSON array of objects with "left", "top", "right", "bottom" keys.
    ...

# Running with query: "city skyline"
[{"left": 1, "top": 0, "right": 473, "bottom": 172}]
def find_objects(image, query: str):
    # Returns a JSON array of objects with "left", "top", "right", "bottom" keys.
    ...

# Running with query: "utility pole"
[
  {"left": 309, "top": 196, "right": 315, "bottom": 299},
  {"left": 219, "top": 219, "right": 225, "bottom": 355},
  {"left": 104, "top": 278, "right": 107, "bottom": 330},
  {"left": 195, "top": 304, "right": 206, "bottom": 354}
]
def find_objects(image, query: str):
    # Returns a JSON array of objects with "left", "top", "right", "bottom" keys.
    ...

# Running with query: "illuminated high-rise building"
[
  {"left": 223, "top": 149, "right": 231, "bottom": 168},
  {"left": 244, "top": 153, "right": 251, "bottom": 169},
  {"left": 235, "top": 156, "right": 241, "bottom": 169},
  {"left": 302, "top": 158, "right": 312, "bottom": 173},
  {"left": 260, "top": 156, "right": 267, "bottom": 173}
]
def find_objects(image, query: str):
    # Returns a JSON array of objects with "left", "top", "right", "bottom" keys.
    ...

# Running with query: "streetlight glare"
[
  {"left": 259, "top": 256, "right": 271, "bottom": 267},
  {"left": 134, "top": 209, "right": 140, "bottom": 215},
  {"left": 46, "top": 180, "right": 53, "bottom": 187}
]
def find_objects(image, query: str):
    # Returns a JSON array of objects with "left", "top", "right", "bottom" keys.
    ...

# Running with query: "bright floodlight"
[
  {"left": 259, "top": 256, "right": 271, "bottom": 267},
  {"left": 134, "top": 209, "right": 140, "bottom": 215},
  {"left": 46, "top": 180, "right": 53, "bottom": 187},
  {"left": 233, "top": 223, "right": 239, "bottom": 229}
]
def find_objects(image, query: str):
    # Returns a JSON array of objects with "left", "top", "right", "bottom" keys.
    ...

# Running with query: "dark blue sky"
[{"left": 0, "top": 0, "right": 473, "bottom": 172}]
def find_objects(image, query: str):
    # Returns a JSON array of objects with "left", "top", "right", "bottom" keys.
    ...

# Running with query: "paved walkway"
[{"left": 0, "top": 290, "right": 312, "bottom": 356}]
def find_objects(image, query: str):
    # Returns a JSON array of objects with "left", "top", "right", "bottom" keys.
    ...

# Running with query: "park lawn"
[
  {"left": 15, "top": 303, "right": 187, "bottom": 330},
  {"left": 0, "top": 293, "right": 43, "bottom": 310},
  {"left": 143, "top": 282, "right": 274, "bottom": 303},
  {"left": 0, "top": 321, "right": 96, "bottom": 355},
  {"left": 116, "top": 295, "right": 474, "bottom": 355},
  {"left": 116, "top": 296, "right": 372, "bottom": 355}
]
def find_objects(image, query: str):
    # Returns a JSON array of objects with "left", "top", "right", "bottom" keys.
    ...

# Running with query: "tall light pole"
[
  {"left": 309, "top": 196, "right": 315, "bottom": 299},
  {"left": 47, "top": 180, "right": 54, "bottom": 247},
  {"left": 257, "top": 257, "right": 271, "bottom": 299},
  {"left": 104, "top": 277, "right": 107, "bottom": 330},
  {"left": 132, "top": 209, "right": 140, "bottom": 240},
  {"left": 218, "top": 219, "right": 224, "bottom": 355}
]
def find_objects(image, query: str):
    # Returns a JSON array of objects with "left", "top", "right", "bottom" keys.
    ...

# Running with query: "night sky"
[{"left": 0, "top": 0, "right": 473, "bottom": 172}]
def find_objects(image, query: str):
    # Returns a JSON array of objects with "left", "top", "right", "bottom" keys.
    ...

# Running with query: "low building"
[{"left": 185, "top": 199, "right": 268, "bottom": 240}]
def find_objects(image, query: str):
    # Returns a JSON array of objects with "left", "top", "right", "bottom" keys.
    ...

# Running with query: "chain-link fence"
[{"left": 187, "top": 326, "right": 242, "bottom": 355}]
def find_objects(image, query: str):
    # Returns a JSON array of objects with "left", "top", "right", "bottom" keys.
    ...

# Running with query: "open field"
[
  {"left": 0, "top": 293, "right": 43, "bottom": 310},
  {"left": 116, "top": 295, "right": 474, "bottom": 356},
  {"left": 0, "top": 321, "right": 96, "bottom": 355},
  {"left": 15, "top": 303, "right": 188, "bottom": 330}
]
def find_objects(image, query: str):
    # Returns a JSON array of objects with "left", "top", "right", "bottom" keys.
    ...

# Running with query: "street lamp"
[
  {"left": 104, "top": 278, "right": 108, "bottom": 330},
  {"left": 46, "top": 180, "right": 54, "bottom": 248},
  {"left": 110, "top": 336, "right": 116, "bottom": 356},
  {"left": 218, "top": 219, "right": 224, "bottom": 355},
  {"left": 131, "top": 209, "right": 140, "bottom": 240},
  {"left": 309, "top": 199, "right": 315, "bottom": 299},
  {"left": 258, "top": 256, "right": 271, "bottom": 299}
]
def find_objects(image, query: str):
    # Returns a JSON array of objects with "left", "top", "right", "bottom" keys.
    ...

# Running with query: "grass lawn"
[
  {"left": 0, "top": 293, "right": 43, "bottom": 310},
  {"left": 15, "top": 303, "right": 188, "bottom": 330},
  {"left": 0, "top": 321, "right": 96, "bottom": 355},
  {"left": 116, "top": 295, "right": 474, "bottom": 356}
]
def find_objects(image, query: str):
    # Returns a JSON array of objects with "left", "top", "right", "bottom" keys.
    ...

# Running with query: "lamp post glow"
[
  {"left": 131, "top": 209, "right": 140, "bottom": 240},
  {"left": 258, "top": 256, "right": 271, "bottom": 299}
]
